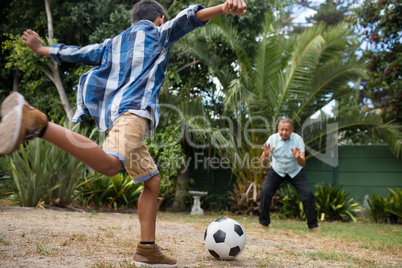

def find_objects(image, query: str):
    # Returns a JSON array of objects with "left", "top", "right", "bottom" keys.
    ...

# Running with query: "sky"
[{"left": 292, "top": 0, "right": 327, "bottom": 24}]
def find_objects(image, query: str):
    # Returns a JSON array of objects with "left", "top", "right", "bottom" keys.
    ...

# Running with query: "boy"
[{"left": 0, "top": 0, "right": 247, "bottom": 267}]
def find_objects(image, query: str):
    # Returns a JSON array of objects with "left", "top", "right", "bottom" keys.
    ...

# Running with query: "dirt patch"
[{"left": 0, "top": 207, "right": 400, "bottom": 267}]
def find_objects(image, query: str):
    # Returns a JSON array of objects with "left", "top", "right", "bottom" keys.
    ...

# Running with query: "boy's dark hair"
[{"left": 131, "top": 0, "right": 167, "bottom": 23}]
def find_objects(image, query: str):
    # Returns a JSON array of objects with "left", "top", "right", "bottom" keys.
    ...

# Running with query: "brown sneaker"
[
  {"left": 0, "top": 92, "right": 48, "bottom": 155},
  {"left": 132, "top": 243, "right": 177, "bottom": 268}
]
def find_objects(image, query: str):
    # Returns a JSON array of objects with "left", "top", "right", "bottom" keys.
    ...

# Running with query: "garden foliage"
[
  {"left": 10, "top": 123, "right": 91, "bottom": 207},
  {"left": 278, "top": 183, "right": 304, "bottom": 219},
  {"left": 278, "top": 183, "right": 360, "bottom": 222},
  {"left": 314, "top": 184, "right": 361, "bottom": 222},
  {"left": 77, "top": 173, "right": 143, "bottom": 210},
  {"left": 367, "top": 187, "right": 402, "bottom": 224}
]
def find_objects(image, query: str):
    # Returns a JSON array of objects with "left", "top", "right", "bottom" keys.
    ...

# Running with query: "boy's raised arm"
[
  {"left": 196, "top": 0, "right": 247, "bottom": 22},
  {"left": 22, "top": 29, "right": 50, "bottom": 57}
]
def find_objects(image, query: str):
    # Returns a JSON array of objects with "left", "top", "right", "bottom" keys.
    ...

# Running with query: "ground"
[{"left": 0, "top": 207, "right": 401, "bottom": 267}]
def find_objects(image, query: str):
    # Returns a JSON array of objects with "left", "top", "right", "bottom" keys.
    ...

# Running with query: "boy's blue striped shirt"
[{"left": 49, "top": 5, "right": 208, "bottom": 132}]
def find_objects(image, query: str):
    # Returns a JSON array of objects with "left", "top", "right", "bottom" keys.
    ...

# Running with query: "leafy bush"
[
  {"left": 278, "top": 182, "right": 304, "bottom": 219},
  {"left": 146, "top": 119, "right": 186, "bottom": 208},
  {"left": 367, "top": 193, "right": 389, "bottom": 223},
  {"left": 0, "top": 155, "right": 12, "bottom": 178},
  {"left": 10, "top": 122, "right": 91, "bottom": 207},
  {"left": 387, "top": 188, "right": 402, "bottom": 223},
  {"left": 228, "top": 172, "right": 265, "bottom": 215},
  {"left": 278, "top": 183, "right": 360, "bottom": 222},
  {"left": 202, "top": 192, "right": 232, "bottom": 212},
  {"left": 77, "top": 173, "right": 143, "bottom": 209},
  {"left": 314, "top": 184, "right": 361, "bottom": 222},
  {"left": 367, "top": 188, "right": 402, "bottom": 224},
  {"left": 0, "top": 155, "right": 14, "bottom": 199}
]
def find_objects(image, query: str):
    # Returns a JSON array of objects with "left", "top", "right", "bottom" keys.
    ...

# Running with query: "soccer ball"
[{"left": 204, "top": 218, "right": 246, "bottom": 260}]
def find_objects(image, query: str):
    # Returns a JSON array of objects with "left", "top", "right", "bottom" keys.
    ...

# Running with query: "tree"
[
  {"left": 354, "top": 0, "right": 402, "bottom": 123},
  {"left": 299, "top": 0, "right": 352, "bottom": 25},
  {"left": 1, "top": 0, "right": 134, "bottom": 123}
]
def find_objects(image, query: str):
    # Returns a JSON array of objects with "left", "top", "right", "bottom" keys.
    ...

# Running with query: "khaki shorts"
[{"left": 102, "top": 112, "right": 158, "bottom": 183}]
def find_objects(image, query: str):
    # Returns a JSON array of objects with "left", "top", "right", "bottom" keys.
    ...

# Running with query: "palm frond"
[
  {"left": 320, "top": 24, "right": 360, "bottom": 62},
  {"left": 253, "top": 12, "right": 283, "bottom": 115},
  {"left": 224, "top": 77, "right": 256, "bottom": 114},
  {"left": 205, "top": 16, "right": 254, "bottom": 76},
  {"left": 274, "top": 26, "right": 327, "bottom": 118},
  {"left": 294, "top": 57, "right": 369, "bottom": 119},
  {"left": 300, "top": 109, "right": 402, "bottom": 158}
]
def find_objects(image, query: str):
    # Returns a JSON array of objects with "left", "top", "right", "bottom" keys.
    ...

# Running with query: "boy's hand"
[
  {"left": 22, "top": 29, "right": 42, "bottom": 53},
  {"left": 222, "top": 0, "right": 247, "bottom": 15},
  {"left": 22, "top": 29, "right": 50, "bottom": 57},
  {"left": 195, "top": 0, "right": 247, "bottom": 22}
]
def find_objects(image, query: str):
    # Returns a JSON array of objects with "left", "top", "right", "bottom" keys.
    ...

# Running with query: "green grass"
[
  {"left": 157, "top": 212, "right": 402, "bottom": 252},
  {"left": 318, "top": 220, "right": 402, "bottom": 251},
  {"left": 0, "top": 233, "right": 9, "bottom": 245},
  {"left": 35, "top": 242, "right": 53, "bottom": 256}
]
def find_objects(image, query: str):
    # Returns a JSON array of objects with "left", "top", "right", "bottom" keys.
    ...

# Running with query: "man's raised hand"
[{"left": 291, "top": 147, "right": 302, "bottom": 159}]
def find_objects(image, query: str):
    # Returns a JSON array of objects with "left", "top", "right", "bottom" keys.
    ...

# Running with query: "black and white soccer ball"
[{"left": 204, "top": 217, "right": 246, "bottom": 260}]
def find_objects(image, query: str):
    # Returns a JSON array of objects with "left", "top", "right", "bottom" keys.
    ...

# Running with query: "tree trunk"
[
  {"left": 170, "top": 162, "right": 190, "bottom": 212},
  {"left": 52, "top": 67, "right": 74, "bottom": 121},
  {"left": 13, "top": 70, "right": 19, "bottom": 92},
  {"left": 43, "top": 0, "right": 73, "bottom": 121}
]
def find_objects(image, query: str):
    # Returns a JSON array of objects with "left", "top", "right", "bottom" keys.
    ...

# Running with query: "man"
[{"left": 259, "top": 118, "right": 320, "bottom": 231}]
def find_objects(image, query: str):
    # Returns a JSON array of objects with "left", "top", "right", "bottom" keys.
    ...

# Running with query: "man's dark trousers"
[{"left": 259, "top": 168, "right": 318, "bottom": 228}]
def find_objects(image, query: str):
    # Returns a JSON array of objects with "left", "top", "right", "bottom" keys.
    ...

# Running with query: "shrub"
[
  {"left": 278, "top": 183, "right": 360, "bottom": 222},
  {"left": 367, "top": 193, "right": 389, "bottom": 223},
  {"left": 77, "top": 173, "right": 143, "bottom": 209},
  {"left": 10, "top": 122, "right": 91, "bottom": 207},
  {"left": 228, "top": 172, "right": 265, "bottom": 215},
  {"left": 145, "top": 119, "right": 186, "bottom": 209},
  {"left": 314, "top": 184, "right": 360, "bottom": 222},
  {"left": 367, "top": 188, "right": 402, "bottom": 224},
  {"left": 278, "top": 182, "right": 304, "bottom": 219},
  {"left": 387, "top": 188, "right": 402, "bottom": 224},
  {"left": 0, "top": 155, "right": 13, "bottom": 199}
]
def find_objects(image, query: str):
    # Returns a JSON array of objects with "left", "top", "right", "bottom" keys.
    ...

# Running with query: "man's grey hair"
[{"left": 278, "top": 117, "right": 293, "bottom": 128}]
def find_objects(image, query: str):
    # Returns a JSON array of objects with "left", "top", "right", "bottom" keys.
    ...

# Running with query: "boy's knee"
[
  {"left": 144, "top": 174, "right": 161, "bottom": 189},
  {"left": 99, "top": 166, "right": 120, "bottom": 177},
  {"left": 98, "top": 161, "right": 123, "bottom": 177},
  {"left": 98, "top": 155, "right": 124, "bottom": 177}
]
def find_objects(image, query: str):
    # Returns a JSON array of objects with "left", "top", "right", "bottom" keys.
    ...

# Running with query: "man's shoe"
[
  {"left": 309, "top": 227, "right": 322, "bottom": 232},
  {"left": 0, "top": 92, "right": 48, "bottom": 155},
  {"left": 132, "top": 243, "right": 177, "bottom": 268}
]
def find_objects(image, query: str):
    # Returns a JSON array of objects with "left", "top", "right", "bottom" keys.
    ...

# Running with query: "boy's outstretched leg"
[
  {"left": 0, "top": 92, "right": 122, "bottom": 176},
  {"left": 133, "top": 174, "right": 177, "bottom": 267},
  {"left": 42, "top": 123, "right": 123, "bottom": 176}
]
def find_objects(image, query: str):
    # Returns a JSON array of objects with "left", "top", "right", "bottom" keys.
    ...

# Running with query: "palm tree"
[{"left": 175, "top": 11, "right": 402, "bottom": 213}]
